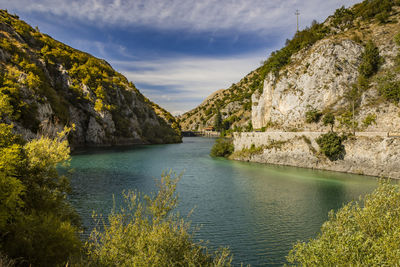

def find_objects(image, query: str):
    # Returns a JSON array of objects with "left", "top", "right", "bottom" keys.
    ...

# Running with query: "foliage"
[
  {"left": 214, "top": 110, "right": 222, "bottom": 132},
  {"left": 210, "top": 138, "right": 234, "bottom": 158},
  {"left": 231, "top": 140, "right": 286, "bottom": 159},
  {"left": 245, "top": 121, "right": 253, "bottom": 132},
  {"left": 0, "top": 9, "right": 180, "bottom": 144},
  {"left": 378, "top": 34, "right": 400, "bottom": 103},
  {"left": 316, "top": 132, "right": 346, "bottom": 161},
  {"left": 0, "top": 124, "right": 82, "bottom": 266},
  {"left": 287, "top": 180, "right": 400, "bottom": 266},
  {"left": 0, "top": 252, "right": 16, "bottom": 267},
  {"left": 358, "top": 40, "right": 381, "bottom": 79},
  {"left": 259, "top": 21, "right": 329, "bottom": 81},
  {"left": 362, "top": 113, "right": 377, "bottom": 127},
  {"left": 331, "top": 0, "right": 398, "bottom": 29},
  {"left": 85, "top": 172, "right": 232, "bottom": 266},
  {"left": 322, "top": 113, "right": 335, "bottom": 131},
  {"left": 338, "top": 111, "right": 358, "bottom": 132},
  {"left": 379, "top": 75, "right": 400, "bottom": 103},
  {"left": 305, "top": 108, "right": 322, "bottom": 123},
  {"left": 352, "top": 0, "right": 398, "bottom": 21}
]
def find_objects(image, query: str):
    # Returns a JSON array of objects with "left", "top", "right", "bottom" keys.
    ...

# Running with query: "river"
[{"left": 68, "top": 137, "right": 377, "bottom": 266}]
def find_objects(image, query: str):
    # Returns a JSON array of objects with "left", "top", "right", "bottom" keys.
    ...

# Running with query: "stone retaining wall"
[{"left": 232, "top": 132, "right": 400, "bottom": 179}]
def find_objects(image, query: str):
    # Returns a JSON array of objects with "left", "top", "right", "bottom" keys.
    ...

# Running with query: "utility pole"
[{"left": 295, "top": 9, "right": 300, "bottom": 32}]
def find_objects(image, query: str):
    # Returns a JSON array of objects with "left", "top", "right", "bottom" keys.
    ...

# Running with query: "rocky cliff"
[
  {"left": 231, "top": 1, "right": 400, "bottom": 178},
  {"left": 180, "top": 1, "right": 400, "bottom": 136},
  {"left": 0, "top": 10, "right": 181, "bottom": 147},
  {"left": 252, "top": 14, "right": 400, "bottom": 132}
]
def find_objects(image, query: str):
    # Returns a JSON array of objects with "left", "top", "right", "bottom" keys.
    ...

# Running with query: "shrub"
[
  {"left": 378, "top": 73, "right": 400, "bottom": 103},
  {"left": 316, "top": 132, "right": 346, "bottom": 161},
  {"left": 245, "top": 121, "right": 253, "bottom": 132},
  {"left": 358, "top": 40, "right": 381, "bottom": 79},
  {"left": 287, "top": 180, "right": 400, "bottom": 266},
  {"left": 210, "top": 138, "right": 234, "bottom": 158},
  {"left": 0, "top": 125, "right": 82, "bottom": 266},
  {"left": 86, "top": 172, "right": 232, "bottom": 266},
  {"left": 305, "top": 108, "right": 322, "bottom": 123},
  {"left": 338, "top": 111, "right": 358, "bottom": 132},
  {"left": 362, "top": 113, "right": 377, "bottom": 127},
  {"left": 322, "top": 113, "right": 335, "bottom": 131}
]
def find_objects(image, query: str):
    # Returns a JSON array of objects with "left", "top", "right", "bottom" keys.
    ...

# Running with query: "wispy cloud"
[
  {"left": 112, "top": 52, "right": 266, "bottom": 115},
  {"left": 3, "top": 0, "right": 361, "bottom": 33},
  {"left": 1, "top": 0, "right": 364, "bottom": 115}
]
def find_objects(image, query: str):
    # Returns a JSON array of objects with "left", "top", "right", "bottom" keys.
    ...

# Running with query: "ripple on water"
[{"left": 68, "top": 137, "right": 377, "bottom": 266}]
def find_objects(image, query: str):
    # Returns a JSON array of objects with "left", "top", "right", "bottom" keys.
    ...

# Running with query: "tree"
[
  {"left": 214, "top": 110, "right": 222, "bottom": 132},
  {"left": 322, "top": 113, "right": 335, "bottom": 131},
  {"left": 344, "top": 85, "right": 361, "bottom": 134},
  {"left": 359, "top": 40, "right": 381, "bottom": 79},
  {"left": 287, "top": 180, "right": 400, "bottom": 266},
  {"left": 85, "top": 171, "right": 232, "bottom": 266}
]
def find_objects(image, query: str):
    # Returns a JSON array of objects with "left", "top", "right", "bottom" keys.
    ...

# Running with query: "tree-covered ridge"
[
  {"left": 0, "top": 9, "right": 181, "bottom": 145},
  {"left": 179, "top": 70, "right": 263, "bottom": 132}
]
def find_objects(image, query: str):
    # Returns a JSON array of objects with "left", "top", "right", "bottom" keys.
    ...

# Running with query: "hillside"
[
  {"left": 0, "top": 10, "right": 181, "bottom": 147},
  {"left": 178, "top": 67, "right": 263, "bottom": 132},
  {"left": 179, "top": 0, "right": 400, "bottom": 135}
]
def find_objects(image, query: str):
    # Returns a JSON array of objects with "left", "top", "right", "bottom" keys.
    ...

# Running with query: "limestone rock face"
[{"left": 252, "top": 39, "right": 363, "bottom": 130}]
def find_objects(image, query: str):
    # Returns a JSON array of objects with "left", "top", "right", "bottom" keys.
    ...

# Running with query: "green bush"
[
  {"left": 378, "top": 73, "right": 400, "bottom": 103},
  {"left": 338, "top": 111, "right": 358, "bottom": 132},
  {"left": 359, "top": 40, "right": 381, "bottom": 79},
  {"left": 353, "top": 0, "right": 397, "bottom": 20},
  {"left": 305, "top": 108, "right": 322, "bottom": 123},
  {"left": 0, "top": 125, "right": 82, "bottom": 266},
  {"left": 287, "top": 180, "right": 400, "bottom": 266},
  {"left": 322, "top": 113, "right": 335, "bottom": 131},
  {"left": 316, "top": 132, "right": 346, "bottom": 161},
  {"left": 85, "top": 172, "right": 232, "bottom": 266},
  {"left": 210, "top": 138, "right": 234, "bottom": 158},
  {"left": 363, "top": 113, "right": 377, "bottom": 127}
]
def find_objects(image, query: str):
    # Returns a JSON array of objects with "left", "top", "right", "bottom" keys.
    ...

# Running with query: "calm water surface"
[{"left": 69, "top": 137, "right": 377, "bottom": 266}]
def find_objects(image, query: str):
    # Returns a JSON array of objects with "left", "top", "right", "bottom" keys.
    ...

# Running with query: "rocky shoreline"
[{"left": 231, "top": 132, "right": 400, "bottom": 179}]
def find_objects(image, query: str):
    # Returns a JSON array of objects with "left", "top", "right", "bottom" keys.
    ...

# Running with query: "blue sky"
[{"left": 1, "top": 0, "right": 360, "bottom": 115}]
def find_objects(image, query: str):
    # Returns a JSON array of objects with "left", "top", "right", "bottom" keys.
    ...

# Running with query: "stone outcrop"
[{"left": 252, "top": 39, "right": 363, "bottom": 130}]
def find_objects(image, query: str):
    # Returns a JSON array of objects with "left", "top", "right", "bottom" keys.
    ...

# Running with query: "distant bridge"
[{"left": 181, "top": 131, "right": 220, "bottom": 137}]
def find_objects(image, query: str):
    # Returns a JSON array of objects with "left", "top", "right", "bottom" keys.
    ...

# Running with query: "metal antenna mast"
[{"left": 295, "top": 9, "right": 300, "bottom": 32}]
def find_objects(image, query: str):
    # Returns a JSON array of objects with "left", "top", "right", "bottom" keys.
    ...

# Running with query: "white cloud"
[
  {"left": 1, "top": 0, "right": 365, "bottom": 115},
  {"left": 3, "top": 0, "right": 361, "bottom": 33},
  {"left": 112, "top": 51, "right": 266, "bottom": 114}
]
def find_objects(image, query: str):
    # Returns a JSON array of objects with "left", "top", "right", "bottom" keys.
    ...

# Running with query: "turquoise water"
[{"left": 69, "top": 137, "right": 377, "bottom": 266}]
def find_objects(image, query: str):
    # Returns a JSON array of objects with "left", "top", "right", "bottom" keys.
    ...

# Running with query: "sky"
[{"left": 1, "top": 0, "right": 361, "bottom": 115}]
